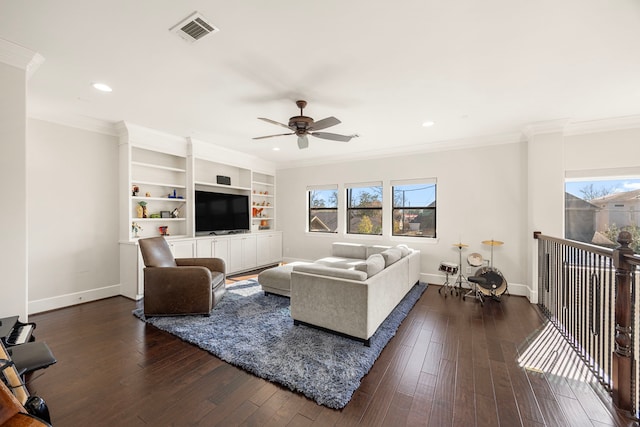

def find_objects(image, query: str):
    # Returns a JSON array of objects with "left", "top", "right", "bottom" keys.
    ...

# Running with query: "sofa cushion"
[
  {"left": 396, "top": 244, "right": 410, "bottom": 257},
  {"left": 292, "top": 264, "right": 368, "bottom": 281},
  {"left": 315, "top": 257, "right": 365, "bottom": 269},
  {"left": 380, "top": 248, "right": 402, "bottom": 267},
  {"left": 331, "top": 242, "right": 367, "bottom": 260},
  {"left": 365, "top": 245, "right": 391, "bottom": 258},
  {"left": 354, "top": 253, "right": 386, "bottom": 278}
]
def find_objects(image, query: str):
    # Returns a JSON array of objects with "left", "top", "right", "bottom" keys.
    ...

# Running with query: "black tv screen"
[{"left": 195, "top": 191, "right": 250, "bottom": 234}]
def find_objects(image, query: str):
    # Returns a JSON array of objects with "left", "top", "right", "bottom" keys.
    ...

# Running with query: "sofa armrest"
[
  {"left": 291, "top": 270, "right": 370, "bottom": 340},
  {"left": 176, "top": 258, "right": 225, "bottom": 274}
]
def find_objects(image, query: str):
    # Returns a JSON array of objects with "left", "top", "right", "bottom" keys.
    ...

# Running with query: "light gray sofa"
[{"left": 290, "top": 242, "right": 421, "bottom": 345}]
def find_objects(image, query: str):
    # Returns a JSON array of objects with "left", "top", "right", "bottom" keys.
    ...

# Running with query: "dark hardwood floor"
[{"left": 25, "top": 278, "right": 635, "bottom": 427}]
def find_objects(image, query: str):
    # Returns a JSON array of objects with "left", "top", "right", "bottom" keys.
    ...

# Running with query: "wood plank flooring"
[{"left": 24, "top": 279, "right": 635, "bottom": 426}]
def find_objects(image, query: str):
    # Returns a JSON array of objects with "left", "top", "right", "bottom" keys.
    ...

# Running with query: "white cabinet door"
[
  {"left": 228, "top": 238, "right": 243, "bottom": 272},
  {"left": 196, "top": 239, "right": 212, "bottom": 257},
  {"left": 256, "top": 233, "right": 282, "bottom": 266},
  {"left": 228, "top": 235, "right": 256, "bottom": 273},
  {"left": 242, "top": 235, "right": 257, "bottom": 269},
  {"left": 212, "top": 238, "right": 229, "bottom": 267},
  {"left": 169, "top": 239, "right": 195, "bottom": 258}
]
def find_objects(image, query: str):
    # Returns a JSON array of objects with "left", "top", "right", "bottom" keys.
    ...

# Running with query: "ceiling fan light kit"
[{"left": 253, "top": 100, "right": 358, "bottom": 149}]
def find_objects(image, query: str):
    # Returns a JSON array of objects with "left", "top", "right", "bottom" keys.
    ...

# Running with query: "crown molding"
[
  {"left": 522, "top": 115, "right": 640, "bottom": 140},
  {"left": 29, "top": 113, "right": 119, "bottom": 136},
  {"left": 521, "top": 119, "right": 569, "bottom": 140},
  {"left": 276, "top": 131, "right": 523, "bottom": 169},
  {"left": 0, "top": 38, "right": 44, "bottom": 79},
  {"left": 564, "top": 114, "right": 640, "bottom": 136}
]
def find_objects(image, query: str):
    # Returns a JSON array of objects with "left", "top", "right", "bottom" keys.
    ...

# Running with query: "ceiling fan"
[{"left": 253, "top": 100, "right": 358, "bottom": 149}]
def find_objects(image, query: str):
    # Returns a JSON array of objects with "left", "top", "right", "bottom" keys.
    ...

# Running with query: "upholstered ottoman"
[{"left": 258, "top": 262, "right": 312, "bottom": 297}]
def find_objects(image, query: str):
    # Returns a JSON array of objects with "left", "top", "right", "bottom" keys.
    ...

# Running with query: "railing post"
[{"left": 612, "top": 231, "right": 634, "bottom": 413}]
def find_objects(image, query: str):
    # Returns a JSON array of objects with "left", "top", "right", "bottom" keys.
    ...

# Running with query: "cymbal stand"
[{"left": 453, "top": 245, "right": 469, "bottom": 295}]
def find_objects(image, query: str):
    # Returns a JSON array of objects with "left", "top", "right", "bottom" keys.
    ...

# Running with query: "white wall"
[
  {"left": 0, "top": 62, "right": 28, "bottom": 320},
  {"left": 276, "top": 141, "right": 530, "bottom": 296},
  {"left": 27, "top": 119, "right": 120, "bottom": 313},
  {"left": 565, "top": 127, "right": 640, "bottom": 173}
]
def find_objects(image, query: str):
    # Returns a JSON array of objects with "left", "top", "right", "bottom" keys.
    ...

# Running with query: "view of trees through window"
[
  {"left": 347, "top": 185, "right": 382, "bottom": 235},
  {"left": 565, "top": 177, "right": 640, "bottom": 253},
  {"left": 308, "top": 189, "right": 338, "bottom": 233},
  {"left": 308, "top": 181, "right": 438, "bottom": 238},
  {"left": 392, "top": 182, "right": 436, "bottom": 237}
]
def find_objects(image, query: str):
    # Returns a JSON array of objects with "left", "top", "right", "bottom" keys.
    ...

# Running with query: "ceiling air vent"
[{"left": 170, "top": 12, "right": 219, "bottom": 43}]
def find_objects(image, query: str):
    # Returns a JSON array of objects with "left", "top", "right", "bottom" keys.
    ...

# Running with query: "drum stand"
[
  {"left": 464, "top": 276, "right": 486, "bottom": 306},
  {"left": 453, "top": 243, "right": 469, "bottom": 295},
  {"left": 438, "top": 271, "right": 456, "bottom": 296}
]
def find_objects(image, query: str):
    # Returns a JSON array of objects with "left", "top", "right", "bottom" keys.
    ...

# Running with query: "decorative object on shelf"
[
  {"left": 132, "top": 222, "right": 142, "bottom": 238},
  {"left": 150, "top": 213, "right": 161, "bottom": 218},
  {"left": 260, "top": 219, "right": 269, "bottom": 228},
  {"left": 158, "top": 226, "right": 169, "bottom": 236},
  {"left": 171, "top": 203, "right": 184, "bottom": 218},
  {"left": 138, "top": 201, "right": 148, "bottom": 218},
  {"left": 145, "top": 192, "right": 151, "bottom": 197},
  {"left": 132, "top": 185, "right": 139, "bottom": 196},
  {"left": 253, "top": 207, "right": 264, "bottom": 218},
  {"left": 216, "top": 175, "right": 231, "bottom": 185},
  {"left": 160, "top": 211, "right": 171, "bottom": 218}
]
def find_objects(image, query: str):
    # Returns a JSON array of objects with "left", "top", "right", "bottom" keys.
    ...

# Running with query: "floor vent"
[{"left": 170, "top": 11, "right": 219, "bottom": 43}]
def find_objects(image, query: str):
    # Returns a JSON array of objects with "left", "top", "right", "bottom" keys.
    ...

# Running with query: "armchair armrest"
[
  {"left": 143, "top": 266, "right": 213, "bottom": 316},
  {"left": 176, "top": 258, "right": 226, "bottom": 275}
]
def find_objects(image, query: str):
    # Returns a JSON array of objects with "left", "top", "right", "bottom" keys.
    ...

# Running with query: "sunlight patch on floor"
[{"left": 518, "top": 322, "right": 598, "bottom": 383}]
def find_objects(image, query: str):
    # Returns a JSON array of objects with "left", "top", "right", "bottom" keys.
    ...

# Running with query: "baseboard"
[{"left": 29, "top": 284, "right": 121, "bottom": 314}]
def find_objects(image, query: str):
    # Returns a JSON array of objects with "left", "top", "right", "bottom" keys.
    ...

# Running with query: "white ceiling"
[{"left": 2, "top": 1, "right": 640, "bottom": 166}]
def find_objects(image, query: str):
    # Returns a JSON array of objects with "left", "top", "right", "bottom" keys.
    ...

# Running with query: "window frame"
[
  {"left": 345, "top": 182, "right": 383, "bottom": 236},
  {"left": 391, "top": 179, "right": 437, "bottom": 238},
  {"left": 307, "top": 186, "right": 339, "bottom": 233}
]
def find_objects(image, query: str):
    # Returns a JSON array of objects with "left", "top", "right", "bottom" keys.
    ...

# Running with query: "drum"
[
  {"left": 473, "top": 266, "right": 508, "bottom": 296},
  {"left": 467, "top": 253, "right": 483, "bottom": 267},
  {"left": 438, "top": 262, "right": 458, "bottom": 275}
]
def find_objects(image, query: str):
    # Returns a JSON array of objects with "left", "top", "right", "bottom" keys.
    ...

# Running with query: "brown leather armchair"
[{"left": 138, "top": 237, "right": 226, "bottom": 316}]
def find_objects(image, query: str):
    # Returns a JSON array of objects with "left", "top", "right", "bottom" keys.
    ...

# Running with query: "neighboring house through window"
[
  {"left": 565, "top": 175, "right": 640, "bottom": 253},
  {"left": 308, "top": 186, "right": 338, "bottom": 233},
  {"left": 346, "top": 182, "right": 383, "bottom": 235},
  {"left": 392, "top": 179, "right": 437, "bottom": 238}
]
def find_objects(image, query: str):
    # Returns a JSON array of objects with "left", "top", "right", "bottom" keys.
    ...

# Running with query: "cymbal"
[
  {"left": 482, "top": 239, "right": 504, "bottom": 246},
  {"left": 452, "top": 242, "right": 468, "bottom": 248}
]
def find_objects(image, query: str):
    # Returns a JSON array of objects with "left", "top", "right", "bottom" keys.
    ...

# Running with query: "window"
[
  {"left": 392, "top": 179, "right": 436, "bottom": 238},
  {"left": 346, "top": 183, "right": 382, "bottom": 235},
  {"left": 565, "top": 176, "right": 640, "bottom": 253},
  {"left": 308, "top": 187, "right": 338, "bottom": 233}
]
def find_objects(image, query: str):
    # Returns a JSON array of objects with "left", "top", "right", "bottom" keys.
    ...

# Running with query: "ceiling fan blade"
[
  {"left": 310, "top": 132, "right": 357, "bottom": 142},
  {"left": 297, "top": 134, "right": 309, "bottom": 149},
  {"left": 253, "top": 132, "right": 294, "bottom": 140},
  {"left": 310, "top": 116, "right": 341, "bottom": 131},
  {"left": 258, "top": 117, "right": 293, "bottom": 130}
]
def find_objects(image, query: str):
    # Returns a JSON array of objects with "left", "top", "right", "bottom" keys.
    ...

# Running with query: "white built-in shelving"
[
  {"left": 118, "top": 123, "right": 281, "bottom": 300},
  {"left": 128, "top": 147, "right": 188, "bottom": 239},
  {"left": 251, "top": 172, "right": 276, "bottom": 232}
]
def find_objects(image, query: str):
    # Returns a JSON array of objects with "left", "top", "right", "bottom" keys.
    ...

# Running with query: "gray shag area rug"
[{"left": 133, "top": 279, "right": 427, "bottom": 409}]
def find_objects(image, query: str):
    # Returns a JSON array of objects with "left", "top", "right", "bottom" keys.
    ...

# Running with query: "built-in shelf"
[
  {"left": 132, "top": 161, "right": 186, "bottom": 173},
  {"left": 194, "top": 181, "right": 251, "bottom": 191}
]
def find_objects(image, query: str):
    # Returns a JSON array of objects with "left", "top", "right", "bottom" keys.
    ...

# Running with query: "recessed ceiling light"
[
  {"left": 272, "top": 147, "right": 280, "bottom": 151},
  {"left": 92, "top": 82, "right": 112, "bottom": 92},
  {"left": 422, "top": 121, "right": 435, "bottom": 127}
]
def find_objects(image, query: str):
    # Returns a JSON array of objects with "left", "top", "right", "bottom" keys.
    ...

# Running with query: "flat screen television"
[{"left": 195, "top": 190, "right": 250, "bottom": 235}]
